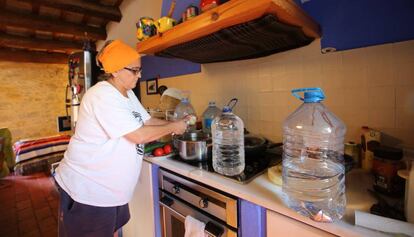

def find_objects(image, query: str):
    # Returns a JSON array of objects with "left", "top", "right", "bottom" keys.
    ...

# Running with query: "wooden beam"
[
  {"left": 0, "top": 33, "right": 83, "bottom": 53},
  {"left": 0, "top": 0, "right": 6, "bottom": 8},
  {"left": 0, "top": 10, "right": 106, "bottom": 41},
  {"left": 0, "top": 48, "right": 67, "bottom": 64},
  {"left": 115, "top": 0, "right": 123, "bottom": 7},
  {"left": 10, "top": 0, "right": 122, "bottom": 22},
  {"left": 31, "top": 2, "right": 40, "bottom": 15}
]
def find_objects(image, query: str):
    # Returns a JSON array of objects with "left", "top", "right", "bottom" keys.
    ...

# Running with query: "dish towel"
[{"left": 184, "top": 215, "right": 206, "bottom": 237}]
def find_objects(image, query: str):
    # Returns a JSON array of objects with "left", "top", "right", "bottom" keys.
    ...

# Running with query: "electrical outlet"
[{"left": 57, "top": 116, "right": 71, "bottom": 132}]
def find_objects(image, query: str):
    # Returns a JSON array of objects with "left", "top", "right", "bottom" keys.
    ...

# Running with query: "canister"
[
  {"left": 345, "top": 141, "right": 361, "bottom": 168},
  {"left": 361, "top": 126, "right": 381, "bottom": 172},
  {"left": 186, "top": 5, "right": 198, "bottom": 20},
  {"left": 372, "top": 146, "right": 404, "bottom": 196}
]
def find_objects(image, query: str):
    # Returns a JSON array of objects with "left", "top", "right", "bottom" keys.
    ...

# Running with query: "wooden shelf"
[{"left": 136, "top": 0, "right": 321, "bottom": 55}]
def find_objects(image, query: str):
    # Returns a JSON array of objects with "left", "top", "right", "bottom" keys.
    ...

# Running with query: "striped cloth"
[{"left": 13, "top": 135, "right": 71, "bottom": 164}]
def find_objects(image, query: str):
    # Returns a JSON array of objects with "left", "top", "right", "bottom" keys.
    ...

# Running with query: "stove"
[{"left": 169, "top": 143, "right": 283, "bottom": 184}]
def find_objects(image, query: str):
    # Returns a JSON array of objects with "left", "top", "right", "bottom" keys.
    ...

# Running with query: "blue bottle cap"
[
  {"left": 292, "top": 88, "right": 325, "bottom": 103},
  {"left": 222, "top": 106, "right": 232, "bottom": 113}
]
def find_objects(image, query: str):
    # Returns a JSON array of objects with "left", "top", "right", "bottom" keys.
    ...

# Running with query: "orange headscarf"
[{"left": 97, "top": 40, "right": 140, "bottom": 73}]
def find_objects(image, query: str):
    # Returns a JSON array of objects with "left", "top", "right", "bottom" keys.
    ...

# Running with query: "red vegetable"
[
  {"left": 163, "top": 144, "right": 173, "bottom": 154},
  {"left": 153, "top": 147, "right": 165, "bottom": 156}
]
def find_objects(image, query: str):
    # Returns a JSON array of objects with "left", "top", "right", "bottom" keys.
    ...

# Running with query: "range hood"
[{"left": 136, "top": 0, "right": 321, "bottom": 64}]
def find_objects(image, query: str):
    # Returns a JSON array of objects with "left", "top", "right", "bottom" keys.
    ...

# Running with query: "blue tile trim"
[
  {"left": 239, "top": 199, "right": 266, "bottom": 237},
  {"left": 151, "top": 164, "right": 161, "bottom": 237},
  {"left": 141, "top": 56, "right": 201, "bottom": 81}
]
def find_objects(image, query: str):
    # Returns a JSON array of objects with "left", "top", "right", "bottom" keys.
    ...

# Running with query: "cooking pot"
[{"left": 173, "top": 131, "right": 211, "bottom": 161}]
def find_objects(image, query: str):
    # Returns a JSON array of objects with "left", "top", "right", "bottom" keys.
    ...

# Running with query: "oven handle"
[{"left": 160, "top": 196, "right": 225, "bottom": 237}]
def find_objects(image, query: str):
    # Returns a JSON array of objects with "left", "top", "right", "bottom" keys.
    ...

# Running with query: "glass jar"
[{"left": 372, "top": 146, "right": 405, "bottom": 196}]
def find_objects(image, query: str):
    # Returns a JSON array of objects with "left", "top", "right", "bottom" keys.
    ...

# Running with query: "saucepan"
[{"left": 173, "top": 131, "right": 212, "bottom": 161}]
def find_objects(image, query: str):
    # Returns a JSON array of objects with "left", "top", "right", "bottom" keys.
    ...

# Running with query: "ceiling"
[{"left": 0, "top": 0, "right": 124, "bottom": 64}]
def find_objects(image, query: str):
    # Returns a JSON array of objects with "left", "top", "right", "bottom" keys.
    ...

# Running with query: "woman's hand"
[
  {"left": 171, "top": 119, "right": 188, "bottom": 135},
  {"left": 183, "top": 114, "right": 197, "bottom": 125}
]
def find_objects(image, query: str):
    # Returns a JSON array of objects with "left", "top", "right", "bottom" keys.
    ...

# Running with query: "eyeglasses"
[{"left": 124, "top": 67, "right": 142, "bottom": 76}]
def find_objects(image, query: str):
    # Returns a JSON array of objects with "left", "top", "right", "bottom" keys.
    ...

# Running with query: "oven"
[{"left": 159, "top": 169, "right": 238, "bottom": 237}]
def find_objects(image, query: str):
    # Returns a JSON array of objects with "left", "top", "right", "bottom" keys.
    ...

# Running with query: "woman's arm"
[
  {"left": 144, "top": 117, "right": 170, "bottom": 126},
  {"left": 124, "top": 119, "right": 187, "bottom": 144}
]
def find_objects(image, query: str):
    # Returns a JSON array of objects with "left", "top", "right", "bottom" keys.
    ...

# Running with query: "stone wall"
[{"left": 0, "top": 62, "right": 69, "bottom": 142}]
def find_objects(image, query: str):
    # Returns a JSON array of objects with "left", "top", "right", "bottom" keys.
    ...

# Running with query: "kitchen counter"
[{"left": 144, "top": 156, "right": 391, "bottom": 237}]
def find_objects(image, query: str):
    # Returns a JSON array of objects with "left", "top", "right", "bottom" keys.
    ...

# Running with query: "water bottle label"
[{"left": 204, "top": 118, "right": 213, "bottom": 129}]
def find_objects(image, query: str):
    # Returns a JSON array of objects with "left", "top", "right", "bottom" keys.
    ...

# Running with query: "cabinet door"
[
  {"left": 122, "top": 161, "right": 156, "bottom": 237},
  {"left": 266, "top": 210, "right": 335, "bottom": 237}
]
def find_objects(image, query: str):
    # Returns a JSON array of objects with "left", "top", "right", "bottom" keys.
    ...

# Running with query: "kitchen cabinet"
[
  {"left": 138, "top": 0, "right": 320, "bottom": 64},
  {"left": 122, "top": 161, "right": 158, "bottom": 237},
  {"left": 139, "top": 0, "right": 201, "bottom": 81},
  {"left": 295, "top": 0, "right": 414, "bottom": 52},
  {"left": 266, "top": 210, "right": 335, "bottom": 236}
]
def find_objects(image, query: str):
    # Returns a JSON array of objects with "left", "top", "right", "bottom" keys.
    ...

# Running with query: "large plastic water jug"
[
  {"left": 174, "top": 98, "right": 196, "bottom": 131},
  {"left": 202, "top": 101, "right": 221, "bottom": 135},
  {"left": 282, "top": 88, "right": 346, "bottom": 222},
  {"left": 212, "top": 106, "right": 244, "bottom": 176}
]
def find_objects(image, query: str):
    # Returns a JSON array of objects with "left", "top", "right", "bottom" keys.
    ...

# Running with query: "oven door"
[{"left": 160, "top": 193, "right": 237, "bottom": 237}]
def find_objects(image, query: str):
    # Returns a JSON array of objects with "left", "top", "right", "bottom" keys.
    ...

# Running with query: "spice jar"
[{"left": 372, "top": 146, "right": 405, "bottom": 196}]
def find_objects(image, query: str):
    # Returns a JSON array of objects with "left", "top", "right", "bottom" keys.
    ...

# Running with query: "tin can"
[
  {"left": 345, "top": 142, "right": 361, "bottom": 168},
  {"left": 181, "top": 12, "right": 187, "bottom": 22},
  {"left": 186, "top": 5, "right": 198, "bottom": 20}
]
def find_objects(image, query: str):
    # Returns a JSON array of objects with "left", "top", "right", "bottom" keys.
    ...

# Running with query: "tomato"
[
  {"left": 163, "top": 144, "right": 173, "bottom": 154},
  {"left": 153, "top": 147, "right": 165, "bottom": 156}
]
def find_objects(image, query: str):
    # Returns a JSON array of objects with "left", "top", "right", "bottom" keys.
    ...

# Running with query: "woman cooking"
[{"left": 54, "top": 39, "right": 188, "bottom": 237}]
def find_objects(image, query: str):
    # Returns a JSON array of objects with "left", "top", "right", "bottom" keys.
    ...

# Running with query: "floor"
[{"left": 0, "top": 172, "right": 59, "bottom": 237}]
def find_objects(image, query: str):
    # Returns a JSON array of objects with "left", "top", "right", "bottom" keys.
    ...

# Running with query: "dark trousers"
[{"left": 57, "top": 184, "right": 130, "bottom": 237}]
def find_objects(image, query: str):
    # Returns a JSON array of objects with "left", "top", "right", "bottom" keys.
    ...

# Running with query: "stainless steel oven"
[{"left": 159, "top": 169, "right": 238, "bottom": 237}]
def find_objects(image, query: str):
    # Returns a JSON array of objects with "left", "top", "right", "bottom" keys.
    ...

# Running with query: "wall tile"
[
  {"left": 140, "top": 39, "right": 414, "bottom": 146},
  {"left": 396, "top": 108, "right": 414, "bottom": 129},
  {"left": 321, "top": 68, "right": 347, "bottom": 89},
  {"left": 367, "top": 108, "right": 396, "bottom": 129},
  {"left": 260, "top": 106, "right": 274, "bottom": 122},
  {"left": 367, "top": 86, "right": 396, "bottom": 108},
  {"left": 392, "top": 40, "right": 414, "bottom": 65},
  {"left": 396, "top": 62, "right": 414, "bottom": 86},
  {"left": 340, "top": 67, "right": 368, "bottom": 89},
  {"left": 342, "top": 47, "right": 368, "bottom": 71},
  {"left": 396, "top": 86, "right": 414, "bottom": 108},
  {"left": 259, "top": 74, "right": 273, "bottom": 92},
  {"left": 320, "top": 51, "right": 342, "bottom": 72}
]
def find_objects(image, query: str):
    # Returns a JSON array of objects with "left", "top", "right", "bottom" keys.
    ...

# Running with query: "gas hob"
[{"left": 169, "top": 144, "right": 283, "bottom": 184}]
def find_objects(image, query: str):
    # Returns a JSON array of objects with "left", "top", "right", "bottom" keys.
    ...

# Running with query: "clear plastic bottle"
[
  {"left": 212, "top": 106, "right": 245, "bottom": 176},
  {"left": 174, "top": 98, "right": 197, "bottom": 131},
  {"left": 282, "top": 88, "right": 346, "bottom": 223},
  {"left": 202, "top": 101, "right": 221, "bottom": 135}
]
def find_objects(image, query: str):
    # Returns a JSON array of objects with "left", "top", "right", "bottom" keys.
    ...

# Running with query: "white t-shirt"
[{"left": 55, "top": 81, "right": 150, "bottom": 207}]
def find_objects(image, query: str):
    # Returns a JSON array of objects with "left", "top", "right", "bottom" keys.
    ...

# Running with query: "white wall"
[{"left": 97, "top": 0, "right": 162, "bottom": 50}]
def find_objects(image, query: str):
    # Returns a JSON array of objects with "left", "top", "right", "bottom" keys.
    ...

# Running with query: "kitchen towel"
[
  {"left": 184, "top": 215, "right": 206, "bottom": 237},
  {"left": 355, "top": 210, "right": 414, "bottom": 236}
]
